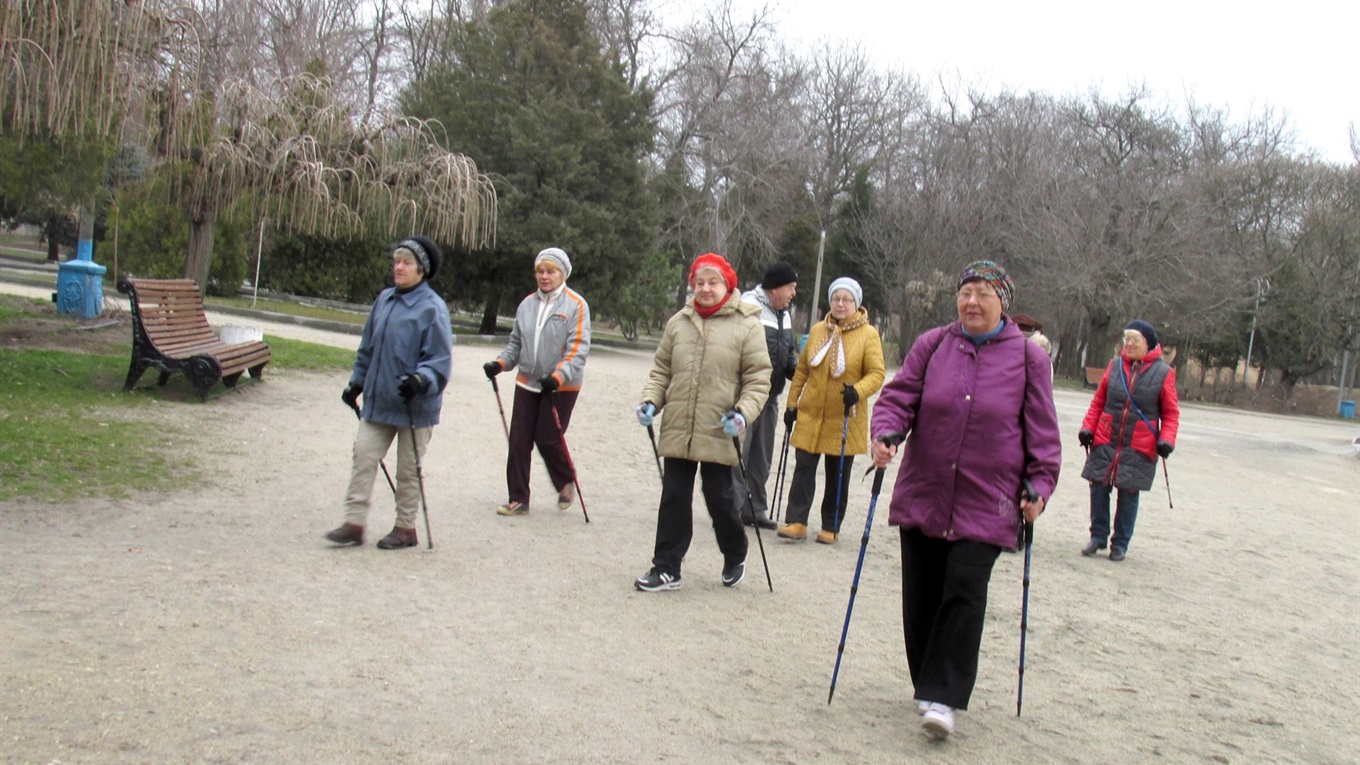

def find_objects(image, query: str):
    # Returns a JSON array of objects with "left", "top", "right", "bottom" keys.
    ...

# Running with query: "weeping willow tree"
[{"left": 2, "top": 0, "right": 496, "bottom": 291}]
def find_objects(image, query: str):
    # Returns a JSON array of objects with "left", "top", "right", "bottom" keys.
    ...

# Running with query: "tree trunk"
[
  {"left": 45, "top": 213, "right": 61, "bottom": 261},
  {"left": 184, "top": 214, "right": 215, "bottom": 293},
  {"left": 479, "top": 289, "right": 501, "bottom": 335}
]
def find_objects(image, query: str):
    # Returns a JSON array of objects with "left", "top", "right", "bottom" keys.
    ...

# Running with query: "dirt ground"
[{"left": 1, "top": 311, "right": 1358, "bottom": 764}]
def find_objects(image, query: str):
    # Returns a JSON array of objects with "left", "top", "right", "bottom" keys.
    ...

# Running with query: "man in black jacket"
[{"left": 733, "top": 262, "right": 799, "bottom": 529}]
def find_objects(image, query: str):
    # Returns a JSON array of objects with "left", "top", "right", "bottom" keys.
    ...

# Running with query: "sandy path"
[{"left": 1, "top": 333, "right": 1357, "bottom": 764}]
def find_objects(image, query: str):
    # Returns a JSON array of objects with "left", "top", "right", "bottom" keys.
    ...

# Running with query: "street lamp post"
[
  {"left": 806, "top": 187, "right": 826, "bottom": 335},
  {"left": 808, "top": 229, "right": 825, "bottom": 335},
  {"left": 1243, "top": 277, "right": 1269, "bottom": 388}
]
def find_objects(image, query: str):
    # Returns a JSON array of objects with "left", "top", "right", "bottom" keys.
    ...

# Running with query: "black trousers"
[
  {"left": 900, "top": 527, "right": 1001, "bottom": 710},
  {"left": 783, "top": 448, "right": 855, "bottom": 533},
  {"left": 651, "top": 458, "right": 748, "bottom": 577}
]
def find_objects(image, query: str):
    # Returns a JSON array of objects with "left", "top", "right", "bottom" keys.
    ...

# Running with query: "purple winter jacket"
[{"left": 870, "top": 320, "right": 1062, "bottom": 550}]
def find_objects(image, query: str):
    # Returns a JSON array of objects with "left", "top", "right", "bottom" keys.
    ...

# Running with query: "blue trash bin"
[{"left": 1341, "top": 400, "right": 1356, "bottom": 419}]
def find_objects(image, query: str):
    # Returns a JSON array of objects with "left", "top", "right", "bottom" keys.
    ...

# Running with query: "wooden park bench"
[
  {"left": 1084, "top": 366, "right": 1106, "bottom": 389},
  {"left": 118, "top": 278, "right": 272, "bottom": 401}
]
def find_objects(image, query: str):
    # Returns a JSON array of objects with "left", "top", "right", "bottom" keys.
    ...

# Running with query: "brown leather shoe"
[
  {"left": 376, "top": 526, "right": 418, "bottom": 549},
  {"left": 325, "top": 523, "right": 364, "bottom": 545},
  {"left": 816, "top": 529, "right": 838, "bottom": 545},
  {"left": 557, "top": 485, "right": 575, "bottom": 510},
  {"left": 777, "top": 522, "right": 807, "bottom": 540}
]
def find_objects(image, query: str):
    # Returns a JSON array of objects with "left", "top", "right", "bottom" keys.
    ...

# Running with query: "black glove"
[
  {"left": 842, "top": 384, "right": 859, "bottom": 409},
  {"left": 341, "top": 384, "right": 362, "bottom": 409},
  {"left": 1078, "top": 429, "right": 1094, "bottom": 448},
  {"left": 539, "top": 375, "right": 559, "bottom": 393},
  {"left": 397, "top": 373, "right": 425, "bottom": 400},
  {"left": 876, "top": 432, "right": 905, "bottom": 447},
  {"left": 1156, "top": 441, "right": 1174, "bottom": 458},
  {"left": 783, "top": 408, "right": 797, "bottom": 428},
  {"left": 483, "top": 360, "right": 500, "bottom": 380}
]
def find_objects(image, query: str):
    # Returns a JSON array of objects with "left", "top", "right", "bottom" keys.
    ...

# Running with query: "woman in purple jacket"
[{"left": 869, "top": 260, "right": 1061, "bottom": 741}]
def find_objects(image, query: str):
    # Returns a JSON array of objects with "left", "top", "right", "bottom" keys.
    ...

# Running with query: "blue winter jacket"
[{"left": 350, "top": 281, "right": 453, "bottom": 428}]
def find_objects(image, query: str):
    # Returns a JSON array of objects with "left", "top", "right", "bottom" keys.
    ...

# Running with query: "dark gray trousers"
[{"left": 732, "top": 397, "right": 781, "bottom": 520}]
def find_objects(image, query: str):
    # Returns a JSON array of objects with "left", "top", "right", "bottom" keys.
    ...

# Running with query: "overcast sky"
[{"left": 713, "top": 0, "right": 1357, "bottom": 164}]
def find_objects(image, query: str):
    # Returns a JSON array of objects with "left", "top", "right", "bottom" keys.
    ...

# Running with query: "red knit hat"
[{"left": 689, "top": 252, "right": 738, "bottom": 291}]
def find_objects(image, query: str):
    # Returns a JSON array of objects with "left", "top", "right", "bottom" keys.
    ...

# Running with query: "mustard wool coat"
[
  {"left": 788, "top": 308, "right": 886, "bottom": 455},
  {"left": 640, "top": 296, "right": 773, "bottom": 466}
]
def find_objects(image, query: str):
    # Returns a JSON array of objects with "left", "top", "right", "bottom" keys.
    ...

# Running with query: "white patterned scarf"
[{"left": 809, "top": 308, "right": 869, "bottom": 378}]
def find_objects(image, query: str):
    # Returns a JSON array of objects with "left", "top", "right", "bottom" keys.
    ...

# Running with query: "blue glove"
[
  {"left": 636, "top": 402, "right": 656, "bottom": 426},
  {"left": 721, "top": 410, "right": 747, "bottom": 437}
]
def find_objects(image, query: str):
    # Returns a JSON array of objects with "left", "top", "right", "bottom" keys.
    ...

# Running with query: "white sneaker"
[
  {"left": 916, "top": 699, "right": 929, "bottom": 715},
  {"left": 921, "top": 702, "right": 955, "bottom": 740}
]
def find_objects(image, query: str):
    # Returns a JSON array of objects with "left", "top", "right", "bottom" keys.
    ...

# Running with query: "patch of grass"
[
  {"left": 266, "top": 336, "right": 355, "bottom": 371},
  {"left": 0, "top": 349, "right": 198, "bottom": 501},
  {"left": 205, "top": 295, "right": 369, "bottom": 325},
  {"left": 0, "top": 295, "right": 46, "bottom": 321}
]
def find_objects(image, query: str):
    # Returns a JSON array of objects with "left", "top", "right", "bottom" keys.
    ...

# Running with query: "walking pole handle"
[{"left": 1022, "top": 479, "right": 1039, "bottom": 539}]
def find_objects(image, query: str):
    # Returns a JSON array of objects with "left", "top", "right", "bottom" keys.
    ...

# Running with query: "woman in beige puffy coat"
[
  {"left": 777, "top": 277, "right": 885, "bottom": 544},
  {"left": 632, "top": 253, "right": 772, "bottom": 592}
]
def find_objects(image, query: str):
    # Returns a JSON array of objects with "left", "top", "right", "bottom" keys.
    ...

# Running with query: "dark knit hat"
[
  {"left": 761, "top": 261, "right": 798, "bottom": 290},
  {"left": 1124, "top": 319, "right": 1159, "bottom": 349},
  {"left": 394, "top": 236, "right": 444, "bottom": 281}
]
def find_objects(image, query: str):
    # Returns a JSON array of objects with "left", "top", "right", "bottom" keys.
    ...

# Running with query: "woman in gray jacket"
[{"left": 483, "top": 248, "right": 591, "bottom": 516}]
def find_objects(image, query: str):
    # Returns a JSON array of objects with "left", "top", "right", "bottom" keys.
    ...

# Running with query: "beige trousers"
[{"left": 343, "top": 419, "right": 433, "bottom": 529}]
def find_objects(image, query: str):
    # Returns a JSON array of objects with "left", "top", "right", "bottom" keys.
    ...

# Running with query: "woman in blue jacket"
[{"left": 325, "top": 236, "right": 452, "bottom": 550}]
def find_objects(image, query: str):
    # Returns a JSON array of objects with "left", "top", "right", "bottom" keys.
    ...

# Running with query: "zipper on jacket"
[{"left": 1105, "top": 358, "right": 1144, "bottom": 485}]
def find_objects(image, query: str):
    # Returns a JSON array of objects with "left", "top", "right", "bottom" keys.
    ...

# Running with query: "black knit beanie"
[
  {"left": 761, "top": 261, "right": 798, "bottom": 290},
  {"left": 395, "top": 236, "right": 444, "bottom": 282},
  {"left": 1125, "top": 319, "right": 1158, "bottom": 349}
]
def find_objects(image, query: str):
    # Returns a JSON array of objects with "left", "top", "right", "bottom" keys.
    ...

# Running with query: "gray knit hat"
[
  {"left": 535, "top": 247, "right": 572, "bottom": 279},
  {"left": 827, "top": 276, "right": 863, "bottom": 308}
]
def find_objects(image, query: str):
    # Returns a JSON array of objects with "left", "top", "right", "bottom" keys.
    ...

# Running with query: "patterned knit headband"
[{"left": 958, "top": 260, "right": 1014, "bottom": 310}]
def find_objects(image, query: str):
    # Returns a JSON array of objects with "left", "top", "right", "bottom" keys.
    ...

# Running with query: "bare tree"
[{"left": 5, "top": 0, "right": 496, "bottom": 291}]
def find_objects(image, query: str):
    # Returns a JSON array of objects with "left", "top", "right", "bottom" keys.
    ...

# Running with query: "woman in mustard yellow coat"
[{"left": 777, "top": 277, "right": 886, "bottom": 543}]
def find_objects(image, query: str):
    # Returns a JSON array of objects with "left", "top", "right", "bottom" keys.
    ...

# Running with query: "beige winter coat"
[
  {"left": 788, "top": 307, "right": 886, "bottom": 455},
  {"left": 640, "top": 295, "right": 772, "bottom": 466}
]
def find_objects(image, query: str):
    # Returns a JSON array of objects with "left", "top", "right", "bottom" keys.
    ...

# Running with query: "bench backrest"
[{"left": 124, "top": 278, "right": 218, "bottom": 352}]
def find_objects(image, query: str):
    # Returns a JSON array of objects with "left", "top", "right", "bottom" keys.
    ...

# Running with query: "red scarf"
[{"left": 694, "top": 291, "right": 732, "bottom": 319}]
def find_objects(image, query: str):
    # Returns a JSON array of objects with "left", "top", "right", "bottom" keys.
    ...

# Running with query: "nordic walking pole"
[
  {"left": 489, "top": 377, "right": 511, "bottom": 441},
  {"left": 828, "top": 449, "right": 896, "bottom": 705},
  {"left": 733, "top": 436, "right": 773, "bottom": 592},
  {"left": 402, "top": 396, "right": 434, "bottom": 550},
  {"left": 347, "top": 398, "right": 397, "bottom": 498},
  {"left": 646, "top": 424, "right": 664, "bottom": 480},
  {"left": 1162, "top": 457, "right": 1174, "bottom": 510},
  {"left": 831, "top": 409, "right": 851, "bottom": 533},
  {"left": 548, "top": 391, "right": 589, "bottom": 523},
  {"left": 771, "top": 423, "right": 792, "bottom": 523},
  {"left": 1017, "top": 479, "right": 1038, "bottom": 716}
]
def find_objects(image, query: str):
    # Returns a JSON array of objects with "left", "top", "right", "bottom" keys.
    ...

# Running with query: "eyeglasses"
[
  {"left": 957, "top": 289, "right": 997, "bottom": 302},
  {"left": 829, "top": 296, "right": 856, "bottom": 305}
]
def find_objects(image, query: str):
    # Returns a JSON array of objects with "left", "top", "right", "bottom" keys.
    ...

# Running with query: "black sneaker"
[
  {"left": 1109, "top": 547, "right": 1127, "bottom": 562},
  {"left": 1081, "top": 539, "right": 1107, "bottom": 557},
  {"left": 634, "top": 569, "right": 681, "bottom": 592},
  {"left": 721, "top": 556, "right": 746, "bottom": 588}
]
